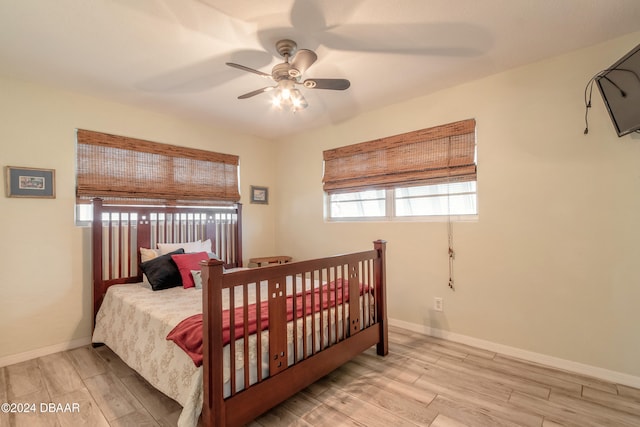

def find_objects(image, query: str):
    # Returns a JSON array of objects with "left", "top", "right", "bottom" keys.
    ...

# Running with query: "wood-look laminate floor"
[{"left": 1, "top": 325, "right": 639, "bottom": 426}]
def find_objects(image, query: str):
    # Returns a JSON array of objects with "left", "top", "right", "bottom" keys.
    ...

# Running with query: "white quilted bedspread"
[
  {"left": 92, "top": 277, "right": 359, "bottom": 427},
  {"left": 92, "top": 283, "right": 204, "bottom": 427}
]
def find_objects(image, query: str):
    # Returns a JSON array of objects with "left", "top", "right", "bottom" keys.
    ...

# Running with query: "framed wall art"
[
  {"left": 5, "top": 166, "right": 56, "bottom": 198},
  {"left": 250, "top": 185, "right": 268, "bottom": 204}
]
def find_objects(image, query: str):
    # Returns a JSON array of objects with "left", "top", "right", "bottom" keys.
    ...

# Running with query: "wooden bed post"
[
  {"left": 236, "top": 203, "right": 243, "bottom": 267},
  {"left": 201, "top": 258, "right": 225, "bottom": 427},
  {"left": 373, "top": 239, "right": 388, "bottom": 356},
  {"left": 92, "top": 198, "right": 104, "bottom": 331}
]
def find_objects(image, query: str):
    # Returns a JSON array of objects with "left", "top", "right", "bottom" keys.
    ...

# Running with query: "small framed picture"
[
  {"left": 5, "top": 166, "right": 56, "bottom": 198},
  {"left": 250, "top": 185, "right": 269, "bottom": 204}
]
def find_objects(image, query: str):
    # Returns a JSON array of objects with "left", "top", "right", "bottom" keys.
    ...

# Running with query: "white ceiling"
[{"left": 1, "top": 0, "right": 639, "bottom": 139}]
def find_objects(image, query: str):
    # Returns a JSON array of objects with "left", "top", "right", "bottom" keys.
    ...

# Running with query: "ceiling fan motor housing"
[
  {"left": 275, "top": 39, "right": 304, "bottom": 79},
  {"left": 275, "top": 39, "right": 297, "bottom": 58},
  {"left": 272, "top": 62, "right": 295, "bottom": 82}
]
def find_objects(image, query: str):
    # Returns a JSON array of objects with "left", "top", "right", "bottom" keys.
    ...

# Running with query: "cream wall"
[
  {"left": 0, "top": 77, "right": 277, "bottom": 363},
  {"left": 2, "top": 32, "right": 639, "bottom": 386},
  {"left": 274, "top": 32, "right": 640, "bottom": 384}
]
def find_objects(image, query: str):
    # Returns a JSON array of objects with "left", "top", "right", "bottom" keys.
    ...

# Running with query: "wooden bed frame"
[
  {"left": 91, "top": 198, "right": 243, "bottom": 327},
  {"left": 91, "top": 198, "right": 388, "bottom": 427}
]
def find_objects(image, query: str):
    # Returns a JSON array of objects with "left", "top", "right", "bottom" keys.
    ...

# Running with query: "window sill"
[{"left": 325, "top": 214, "right": 478, "bottom": 223}]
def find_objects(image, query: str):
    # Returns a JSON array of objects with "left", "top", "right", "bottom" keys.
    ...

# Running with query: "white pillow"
[
  {"left": 191, "top": 270, "right": 203, "bottom": 289},
  {"left": 139, "top": 247, "right": 160, "bottom": 286},
  {"left": 158, "top": 240, "right": 205, "bottom": 255},
  {"left": 200, "top": 239, "right": 212, "bottom": 252},
  {"left": 140, "top": 247, "right": 160, "bottom": 263}
]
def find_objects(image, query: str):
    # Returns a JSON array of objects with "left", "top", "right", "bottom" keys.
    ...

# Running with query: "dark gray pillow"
[{"left": 140, "top": 248, "right": 185, "bottom": 291}]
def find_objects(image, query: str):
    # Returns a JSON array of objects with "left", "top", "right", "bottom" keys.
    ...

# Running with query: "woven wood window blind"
[
  {"left": 322, "top": 119, "right": 476, "bottom": 193},
  {"left": 76, "top": 129, "right": 240, "bottom": 205}
]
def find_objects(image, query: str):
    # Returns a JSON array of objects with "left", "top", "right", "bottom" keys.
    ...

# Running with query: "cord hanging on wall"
[
  {"left": 447, "top": 136, "right": 455, "bottom": 291},
  {"left": 583, "top": 71, "right": 603, "bottom": 135},
  {"left": 448, "top": 219, "right": 455, "bottom": 291}
]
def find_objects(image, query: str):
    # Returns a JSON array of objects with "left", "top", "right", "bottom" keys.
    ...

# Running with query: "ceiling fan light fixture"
[
  {"left": 271, "top": 81, "right": 307, "bottom": 112},
  {"left": 290, "top": 88, "right": 308, "bottom": 110}
]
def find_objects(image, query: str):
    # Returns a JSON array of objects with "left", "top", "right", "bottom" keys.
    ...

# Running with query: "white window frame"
[{"left": 325, "top": 181, "right": 478, "bottom": 222}]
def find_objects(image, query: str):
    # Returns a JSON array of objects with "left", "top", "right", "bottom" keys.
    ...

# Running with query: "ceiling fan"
[{"left": 226, "top": 39, "right": 350, "bottom": 111}]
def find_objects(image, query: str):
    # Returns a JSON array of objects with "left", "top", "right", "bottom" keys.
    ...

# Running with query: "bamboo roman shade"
[
  {"left": 322, "top": 119, "right": 476, "bottom": 193},
  {"left": 76, "top": 129, "right": 240, "bottom": 205}
]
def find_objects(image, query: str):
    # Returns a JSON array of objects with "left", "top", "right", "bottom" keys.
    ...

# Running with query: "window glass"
[
  {"left": 395, "top": 182, "right": 477, "bottom": 217},
  {"left": 76, "top": 204, "right": 92, "bottom": 225},
  {"left": 329, "top": 189, "right": 386, "bottom": 218},
  {"left": 326, "top": 182, "right": 477, "bottom": 221}
]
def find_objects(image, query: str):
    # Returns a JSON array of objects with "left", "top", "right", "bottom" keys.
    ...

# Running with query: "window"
[
  {"left": 328, "top": 189, "right": 386, "bottom": 218},
  {"left": 395, "top": 181, "right": 477, "bottom": 217},
  {"left": 324, "top": 119, "right": 477, "bottom": 221},
  {"left": 75, "top": 129, "right": 240, "bottom": 223}
]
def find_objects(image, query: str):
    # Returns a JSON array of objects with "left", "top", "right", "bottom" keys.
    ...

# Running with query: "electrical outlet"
[{"left": 434, "top": 297, "right": 443, "bottom": 312}]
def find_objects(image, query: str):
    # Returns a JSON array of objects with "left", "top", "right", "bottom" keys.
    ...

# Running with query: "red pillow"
[{"left": 171, "top": 252, "right": 209, "bottom": 289}]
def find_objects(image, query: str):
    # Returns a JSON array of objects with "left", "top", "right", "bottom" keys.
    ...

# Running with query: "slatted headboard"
[{"left": 91, "top": 198, "right": 242, "bottom": 323}]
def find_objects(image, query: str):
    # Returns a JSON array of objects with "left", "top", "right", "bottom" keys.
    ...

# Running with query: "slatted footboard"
[{"left": 201, "top": 240, "right": 388, "bottom": 427}]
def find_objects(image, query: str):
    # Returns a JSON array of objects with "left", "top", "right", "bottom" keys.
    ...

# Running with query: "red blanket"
[{"left": 167, "top": 279, "right": 365, "bottom": 367}]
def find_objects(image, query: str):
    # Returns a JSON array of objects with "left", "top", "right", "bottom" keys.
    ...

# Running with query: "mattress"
[
  {"left": 92, "top": 283, "right": 204, "bottom": 426},
  {"left": 92, "top": 276, "right": 364, "bottom": 427}
]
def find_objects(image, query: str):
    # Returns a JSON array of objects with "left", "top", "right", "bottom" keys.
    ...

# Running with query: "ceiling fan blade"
[
  {"left": 289, "top": 49, "right": 318, "bottom": 77},
  {"left": 290, "top": 0, "right": 489, "bottom": 57},
  {"left": 226, "top": 62, "right": 272, "bottom": 78},
  {"left": 317, "top": 23, "right": 489, "bottom": 56},
  {"left": 303, "top": 78, "right": 351, "bottom": 90},
  {"left": 238, "top": 86, "right": 276, "bottom": 99}
]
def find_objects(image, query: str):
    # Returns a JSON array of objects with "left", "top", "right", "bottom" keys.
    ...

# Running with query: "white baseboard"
[
  {"left": 0, "top": 337, "right": 92, "bottom": 368},
  {"left": 4, "top": 325, "right": 640, "bottom": 390},
  {"left": 389, "top": 318, "right": 640, "bottom": 389}
]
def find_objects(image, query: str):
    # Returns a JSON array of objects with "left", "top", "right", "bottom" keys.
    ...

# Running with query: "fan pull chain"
[
  {"left": 446, "top": 135, "right": 455, "bottom": 291},
  {"left": 448, "top": 223, "right": 455, "bottom": 291}
]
